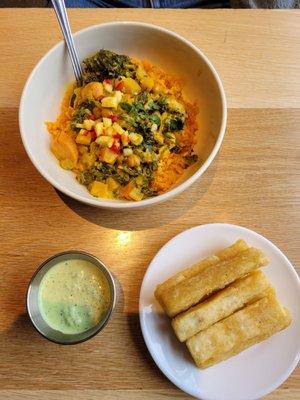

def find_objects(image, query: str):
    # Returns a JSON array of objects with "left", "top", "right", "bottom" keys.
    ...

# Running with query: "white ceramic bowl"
[{"left": 19, "top": 22, "right": 226, "bottom": 209}]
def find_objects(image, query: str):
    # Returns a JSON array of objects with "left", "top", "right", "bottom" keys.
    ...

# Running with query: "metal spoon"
[{"left": 51, "top": 0, "right": 83, "bottom": 86}]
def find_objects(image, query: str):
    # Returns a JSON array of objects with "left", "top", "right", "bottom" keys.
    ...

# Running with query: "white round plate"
[{"left": 139, "top": 223, "right": 300, "bottom": 400}]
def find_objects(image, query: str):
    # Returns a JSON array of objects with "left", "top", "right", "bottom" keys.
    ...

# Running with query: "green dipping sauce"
[{"left": 39, "top": 259, "right": 111, "bottom": 334}]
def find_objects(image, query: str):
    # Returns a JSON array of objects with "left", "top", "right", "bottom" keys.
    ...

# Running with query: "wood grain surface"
[{"left": 0, "top": 8, "right": 299, "bottom": 400}]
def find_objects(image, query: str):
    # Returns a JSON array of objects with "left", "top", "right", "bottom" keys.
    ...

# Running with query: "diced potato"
[
  {"left": 51, "top": 131, "right": 78, "bottom": 164},
  {"left": 129, "top": 132, "right": 143, "bottom": 146},
  {"left": 80, "top": 152, "right": 96, "bottom": 168},
  {"left": 60, "top": 159, "right": 74, "bottom": 170},
  {"left": 107, "top": 177, "right": 120, "bottom": 191},
  {"left": 99, "top": 147, "right": 118, "bottom": 164},
  {"left": 141, "top": 76, "right": 154, "bottom": 91},
  {"left": 129, "top": 187, "right": 143, "bottom": 201},
  {"left": 113, "top": 123, "right": 125, "bottom": 135},
  {"left": 81, "top": 82, "right": 103, "bottom": 101},
  {"left": 96, "top": 136, "right": 114, "bottom": 148},
  {"left": 105, "top": 127, "right": 114, "bottom": 137},
  {"left": 83, "top": 119, "right": 95, "bottom": 130},
  {"left": 101, "top": 96, "right": 119, "bottom": 109},
  {"left": 122, "top": 78, "right": 141, "bottom": 95},
  {"left": 103, "top": 117, "right": 112, "bottom": 127},
  {"left": 90, "top": 181, "right": 111, "bottom": 198},
  {"left": 114, "top": 90, "right": 123, "bottom": 103},
  {"left": 75, "top": 133, "right": 92, "bottom": 145},
  {"left": 95, "top": 122, "right": 104, "bottom": 136}
]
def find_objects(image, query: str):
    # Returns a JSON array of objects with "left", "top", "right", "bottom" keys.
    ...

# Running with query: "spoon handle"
[{"left": 51, "top": 0, "right": 83, "bottom": 86}]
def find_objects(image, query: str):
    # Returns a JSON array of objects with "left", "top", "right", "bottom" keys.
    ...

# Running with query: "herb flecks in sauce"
[{"left": 39, "top": 259, "right": 111, "bottom": 335}]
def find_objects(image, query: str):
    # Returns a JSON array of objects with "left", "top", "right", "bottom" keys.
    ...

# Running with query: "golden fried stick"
[
  {"left": 186, "top": 290, "right": 291, "bottom": 368},
  {"left": 155, "top": 240, "right": 249, "bottom": 303},
  {"left": 159, "top": 247, "right": 268, "bottom": 317},
  {"left": 172, "top": 271, "right": 270, "bottom": 342}
]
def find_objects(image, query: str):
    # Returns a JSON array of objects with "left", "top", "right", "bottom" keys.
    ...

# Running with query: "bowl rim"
[
  {"left": 26, "top": 250, "right": 116, "bottom": 345},
  {"left": 19, "top": 21, "right": 227, "bottom": 209}
]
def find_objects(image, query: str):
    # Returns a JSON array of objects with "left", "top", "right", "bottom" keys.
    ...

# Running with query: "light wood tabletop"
[{"left": 0, "top": 8, "right": 299, "bottom": 400}]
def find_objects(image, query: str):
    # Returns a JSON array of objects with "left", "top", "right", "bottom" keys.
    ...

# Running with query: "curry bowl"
[{"left": 19, "top": 22, "right": 226, "bottom": 209}]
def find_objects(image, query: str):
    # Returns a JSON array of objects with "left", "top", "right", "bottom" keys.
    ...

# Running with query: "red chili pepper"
[
  {"left": 108, "top": 113, "right": 118, "bottom": 123},
  {"left": 113, "top": 133, "right": 122, "bottom": 140},
  {"left": 90, "top": 131, "right": 97, "bottom": 141},
  {"left": 114, "top": 80, "right": 124, "bottom": 91},
  {"left": 82, "top": 130, "right": 89, "bottom": 136},
  {"left": 111, "top": 140, "right": 121, "bottom": 154},
  {"left": 89, "top": 115, "right": 96, "bottom": 120},
  {"left": 104, "top": 79, "right": 112, "bottom": 85}
]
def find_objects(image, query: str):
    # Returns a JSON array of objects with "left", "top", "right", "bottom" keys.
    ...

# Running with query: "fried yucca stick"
[
  {"left": 186, "top": 290, "right": 291, "bottom": 368},
  {"left": 172, "top": 271, "right": 270, "bottom": 342},
  {"left": 159, "top": 247, "right": 269, "bottom": 317},
  {"left": 155, "top": 240, "right": 249, "bottom": 303}
]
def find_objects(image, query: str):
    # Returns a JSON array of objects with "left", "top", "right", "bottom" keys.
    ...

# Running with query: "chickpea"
[
  {"left": 81, "top": 82, "right": 103, "bottom": 100},
  {"left": 127, "top": 154, "right": 141, "bottom": 167}
]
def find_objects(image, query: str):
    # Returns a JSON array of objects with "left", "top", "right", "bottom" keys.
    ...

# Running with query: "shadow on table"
[
  {"left": 127, "top": 311, "right": 192, "bottom": 389},
  {"left": 57, "top": 158, "right": 218, "bottom": 232},
  {"left": 126, "top": 313, "right": 164, "bottom": 378}
]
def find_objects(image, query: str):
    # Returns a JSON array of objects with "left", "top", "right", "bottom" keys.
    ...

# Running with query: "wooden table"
[{"left": 0, "top": 8, "right": 299, "bottom": 400}]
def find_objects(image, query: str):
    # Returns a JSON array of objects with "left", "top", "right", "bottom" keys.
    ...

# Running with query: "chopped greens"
[
  {"left": 149, "top": 114, "right": 161, "bottom": 125},
  {"left": 165, "top": 116, "right": 184, "bottom": 132},
  {"left": 82, "top": 49, "right": 136, "bottom": 83},
  {"left": 119, "top": 102, "right": 132, "bottom": 112}
]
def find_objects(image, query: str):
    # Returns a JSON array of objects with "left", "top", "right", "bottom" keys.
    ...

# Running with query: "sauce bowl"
[{"left": 27, "top": 251, "right": 116, "bottom": 344}]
